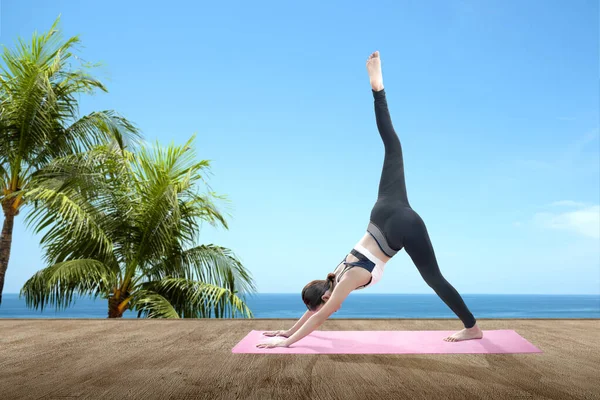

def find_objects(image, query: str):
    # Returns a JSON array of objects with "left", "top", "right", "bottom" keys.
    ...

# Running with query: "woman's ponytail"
[{"left": 326, "top": 273, "right": 336, "bottom": 289}]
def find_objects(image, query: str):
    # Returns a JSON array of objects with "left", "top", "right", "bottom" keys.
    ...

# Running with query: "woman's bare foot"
[
  {"left": 366, "top": 51, "right": 384, "bottom": 92},
  {"left": 443, "top": 323, "right": 484, "bottom": 342}
]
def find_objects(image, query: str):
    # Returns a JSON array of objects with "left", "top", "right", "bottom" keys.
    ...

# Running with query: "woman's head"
[{"left": 302, "top": 273, "right": 336, "bottom": 312}]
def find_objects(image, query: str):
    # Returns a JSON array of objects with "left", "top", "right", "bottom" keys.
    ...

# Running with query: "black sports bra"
[{"left": 335, "top": 249, "right": 375, "bottom": 289}]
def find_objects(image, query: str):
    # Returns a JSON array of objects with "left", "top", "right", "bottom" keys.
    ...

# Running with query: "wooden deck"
[{"left": 1, "top": 318, "right": 598, "bottom": 399}]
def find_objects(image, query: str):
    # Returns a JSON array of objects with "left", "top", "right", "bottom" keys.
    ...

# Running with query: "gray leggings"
[{"left": 368, "top": 89, "right": 476, "bottom": 329}]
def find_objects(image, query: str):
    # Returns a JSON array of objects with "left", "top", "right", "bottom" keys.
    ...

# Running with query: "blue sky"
[{"left": 2, "top": 0, "right": 598, "bottom": 295}]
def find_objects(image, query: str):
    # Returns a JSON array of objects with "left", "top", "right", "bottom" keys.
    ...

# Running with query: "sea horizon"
[{"left": 1, "top": 293, "right": 598, "bottom": 319}]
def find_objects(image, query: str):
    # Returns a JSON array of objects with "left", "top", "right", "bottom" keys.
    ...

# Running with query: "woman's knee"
[{"left": 422, "top": 272, "right": 446, "bottom": 289}]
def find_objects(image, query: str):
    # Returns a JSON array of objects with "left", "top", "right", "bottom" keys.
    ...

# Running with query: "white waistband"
[{"left": 353, "top": 243, "right": 385, "bottom": 267}]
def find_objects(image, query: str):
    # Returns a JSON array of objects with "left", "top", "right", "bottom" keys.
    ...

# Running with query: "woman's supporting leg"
[{"left": 402, "top": 211, "right": 477, "bottom": 329}]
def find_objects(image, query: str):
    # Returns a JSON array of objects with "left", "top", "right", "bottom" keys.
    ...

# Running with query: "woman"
[{"left": 257, "top": 51, "right": 483, "bottom": 349}]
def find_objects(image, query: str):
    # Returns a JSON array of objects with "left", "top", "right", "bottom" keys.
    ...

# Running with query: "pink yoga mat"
[{"left": 232, "top": 330, "right": 542, "bottom": 354}]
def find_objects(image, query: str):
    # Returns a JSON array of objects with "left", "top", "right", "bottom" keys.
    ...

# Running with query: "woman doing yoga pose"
[{"left": 258, "top": 51, "right": 483, "bottom": 349}]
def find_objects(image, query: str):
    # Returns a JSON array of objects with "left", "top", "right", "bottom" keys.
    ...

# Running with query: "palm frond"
[
  {"left": 23, "top": 145, "right": 136, "bottom": 266},
  {"left": 180, "top": 244, "right": 257, "bottom": 295},
  {"left": 24, "top": 186, "right": 116, "bottom": 265},
  {"left": 27, "top": 111, "right": 141, "bottom": 166},
  {"left": 137, "top": 277, "right": 253, "bottom": 318},
  {"left": 130, "top": 290, "right": 180, "bottom": 319},
  {"left": 20, "top": 259, "right": 117, "bottom": 311},
  {"left": 62, "top": 110, "right": 141, "bottom": 152}
]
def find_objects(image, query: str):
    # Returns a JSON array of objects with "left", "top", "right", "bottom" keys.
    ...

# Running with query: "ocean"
[{"left": 0, "top": 293, "right": 598, "bottom": 319}]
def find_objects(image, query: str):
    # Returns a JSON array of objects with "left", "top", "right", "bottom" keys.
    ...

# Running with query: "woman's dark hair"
[{"left": 302, "top": 273, "right": 336, "bottom": 311}]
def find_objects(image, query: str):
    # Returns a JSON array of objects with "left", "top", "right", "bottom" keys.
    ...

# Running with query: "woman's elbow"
[{"left": 317, "top": 307, "right": 338, "bottom": 321}]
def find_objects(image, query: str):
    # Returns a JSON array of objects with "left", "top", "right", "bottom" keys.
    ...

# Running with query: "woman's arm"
[
  {"left": 282, "top": 276, "right": 359, "bottom": 347},
  {"left": 284, "top": 310, "right": 315, "bottom": 336},
  {"left": 283, "top": 311, "right": 329, "bottom": 346},
  {"left": 281, "top": 260, "right": 347, "bottom": 336}
]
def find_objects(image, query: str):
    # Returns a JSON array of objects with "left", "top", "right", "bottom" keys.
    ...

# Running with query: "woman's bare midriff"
[{"left": 344, "top": 232, "right": 392, "bottom": 264}]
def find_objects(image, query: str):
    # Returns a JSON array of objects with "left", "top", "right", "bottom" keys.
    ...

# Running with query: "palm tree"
[
  {"left": 0, "top": 17, "right": 139, "bottom": 303},
  {"left": 21, "top": 136, "right": 256, "bottom": 318}
]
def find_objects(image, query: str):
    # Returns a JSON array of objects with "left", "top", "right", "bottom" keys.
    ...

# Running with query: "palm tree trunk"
[
  {"left": 108, "top": 295, "right": 124, "bottom": 318},
  {"left": 0, "top": 207, "right": 17, "bottom": 305}
]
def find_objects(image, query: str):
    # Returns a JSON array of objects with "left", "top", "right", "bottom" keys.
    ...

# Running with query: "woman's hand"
[
  {"left": 256, "top": 337, "right": 289, "bottom": 349},
  {"left": 261, "top": 330, "right": 290, "bottom": 337}
]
